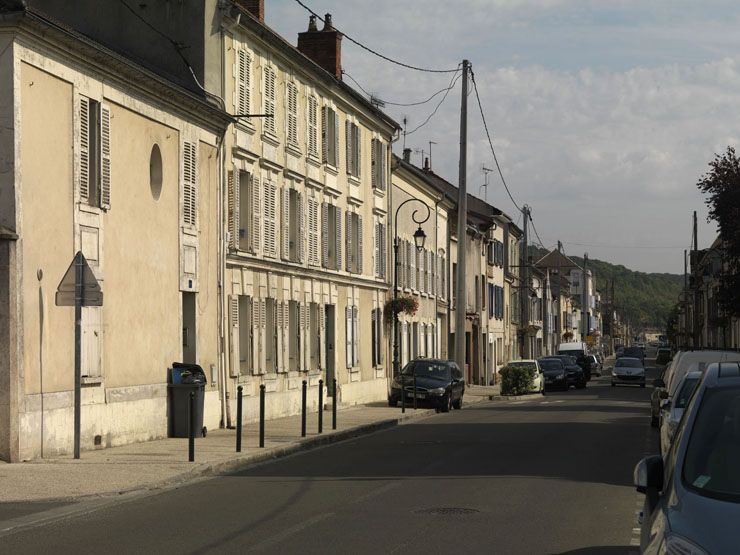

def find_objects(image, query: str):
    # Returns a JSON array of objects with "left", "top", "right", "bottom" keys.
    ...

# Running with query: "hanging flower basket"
[
  {"left": 384, "top": 296, "right": 419, "bottom": 326},
  {"left": 562, "top": 331, "right": 574, "bottom": 341}
]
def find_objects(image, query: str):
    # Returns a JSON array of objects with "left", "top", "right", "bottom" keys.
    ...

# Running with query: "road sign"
[{"left": 55, "top": 252, "right": 103, "bottom": 307}]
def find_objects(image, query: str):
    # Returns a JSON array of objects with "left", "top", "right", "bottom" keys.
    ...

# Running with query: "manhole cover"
[{"left": 415, "top": 507, "right": 480, "bottom": 516}]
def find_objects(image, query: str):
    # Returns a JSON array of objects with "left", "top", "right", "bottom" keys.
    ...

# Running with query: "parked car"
[
  {"left": 538, "top": 357, "right": 568, "bottom": 391},
  {"left": 389, "top": 359, "right": 464, "bottom": 412},
  {"left": 655, "top": 347, "right": 672, "bottom": 365},
  {"left": 543, "top": 355, "right": 586, "bottom": 389},
  {"left": 620, "top": 346, "right": 645, "bottom": 363},
  {"left": 651, "top": 351, "right": 686, "bottom": 427},
  {"left": 500, "top": 360, "right": 545, "bottom": 395},
  {"left": 635, "top": 361, "right": 740, "bottom": 554},
  {"left": 586, "top": 354, "right": 601, "bottom": 376},
  {"left": 611, "top": 357, "right": 646, "bottom": 387},
  {"left": 616, "top": 346, "right": 625, "bottom": 357},
  {"left": 659, "top": 370, "right": 702, "bottom": 455},
  {"left": 558, "top": 342, "right": 593, "bottom": 379}
]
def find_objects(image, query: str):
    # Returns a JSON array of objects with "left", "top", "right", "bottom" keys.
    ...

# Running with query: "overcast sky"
[{"left": 266, "top": 0, "right": 738, "bottom": 274}]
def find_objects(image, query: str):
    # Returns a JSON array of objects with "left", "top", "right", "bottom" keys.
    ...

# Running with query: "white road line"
[{"left": 246, "top": 512, "right": 335, "bottom": 552}]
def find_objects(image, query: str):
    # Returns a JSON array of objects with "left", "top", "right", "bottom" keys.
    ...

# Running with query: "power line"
[
  {"left": 528, "top": 213, "right": 548, "bottom": 249},
  {"left": 292, "top": 0, "right": 459, "bottom": 74},
  {"left": 560, "top": 240, "right": 686, "bottom": 250},
  {"left": 406, "top": 71, "right": 462, "bottom": 135},
  {"left": 469, "top": 68, "right": 522, "bottom": 213},
  {"left": 342, "top": 69, "right": 462, "bottom": 107}
]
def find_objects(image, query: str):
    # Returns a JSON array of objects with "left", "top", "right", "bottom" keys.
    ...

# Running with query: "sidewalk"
[{"left": 0, "top": 387, "right": 495, "bottom": 503}]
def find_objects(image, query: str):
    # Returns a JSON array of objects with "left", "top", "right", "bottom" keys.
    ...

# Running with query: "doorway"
[
  {"left": 325, "top": 304, "right": 335, "bottom": 395},
  {"left": 182, "top": 292, "right": 196, "bottom": 364}
]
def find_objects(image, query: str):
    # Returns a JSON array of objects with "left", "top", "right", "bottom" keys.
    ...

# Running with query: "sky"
[{"left": 265, "top": 0, "right": 740, "bottom": 274}]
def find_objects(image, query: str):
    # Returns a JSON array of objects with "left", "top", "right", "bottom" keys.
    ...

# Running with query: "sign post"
[{"left": 56, "top": 251, "right": 102, "bottom": 459}]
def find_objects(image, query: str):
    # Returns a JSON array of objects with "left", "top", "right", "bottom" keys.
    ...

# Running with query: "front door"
[
  {"left": 325, "top": 304, "right": 335, "bottom": 395},
  {"left": 182, "top": 292, "right": 196, "bottom": 364}
]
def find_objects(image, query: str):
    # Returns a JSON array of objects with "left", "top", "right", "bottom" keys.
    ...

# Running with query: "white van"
[{"left": 558, "top": 342, "right": 588, "bottom": 358}]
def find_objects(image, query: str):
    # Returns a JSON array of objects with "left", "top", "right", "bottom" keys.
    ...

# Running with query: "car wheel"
[
  {"left": 650, "top": 414, "right": 659, "bottom": 428},
  {"left": 453, "top": 395, "right": 463, "bottom": 410},
  {"left": 640, "top": 383, "right": 646, "bottom": 388},
  {"left": 541, "top": 384, "right": 546, "bottom": 396},
  {"left": 611, "top": 381, "right": 615, "bottom": 387},
  {"left": 441, "top": 394, "right": 452, "bottom": 413},
  {"left": 388, "top": 397, "right": 397, "bottom": 407}
]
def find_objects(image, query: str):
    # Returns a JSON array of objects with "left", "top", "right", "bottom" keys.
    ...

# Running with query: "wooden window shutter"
[
  {"left": 282, "top": 302, "right": 290, "bottom": 371},
  {"left": 237, "top": 50, "right": 250, "bottom": 116},
  {"left": 250, "top": 175, "right": 261, "bottom": 254},
  {"left": 371, "top": 139, "right": 377, "bottom": 189},
  {"left": 345, "top": 211, "right": 352, "bottom": 272},
  {"left": 264, "top": 66, "right": 276, "bottom": 134},
  {"left": 380, "top": 224, "right": 386, "bottom": 279},
  {"left": 309, "top": 196, "right": 319, "bottom": 266},
  {"left": 345, "top": 120, "right": 352, "bottom": 175},
  {"left": 282, "top": 186, "right": 291, "bottom": 260},
  {"left": 321, "top": 202, "right": 329, "bottom": 267},
  {"left": 333, "top": 110, "right": 339, "bottom": 168},
  {"left": 182, "top": 141, "right": 197, "bottom": 226},
  {"left": 335, "top": 206, "right": 342, "bottom": 271},
  {"left": 100, "top": 105, "right": 111, "bottom": 209},
  {"left": 357, "top": 214, "right": 363, "bottom": 274},
  {"left": 354, "top": 125, "right": 361, "bottom": 178},
  {"left": 321, "top": 106, "right": 328, "bottom": 163},
  {"left": 319, "top": 305, "right": 326, "bottom": 370},
  {"left": 251, "top": 297, "right": 260, "bottom": 375},
  {"left": 374, "top": 223, "right": 381, "bottom": 277},
  {"left": 371, "top": 309, "right": 377, "bottom": 367},
  {"left": 410, "top": 242, "right": 416, "bottom": 289},
  {"left": 345, "top": 306, "right": 353, "bottom": 368},
  {"left": 264, "top": 180, "right": 277, "bottom": 257},
  {"left": 297, "top": 191, "right": 305, "bottom": 263},
  {"left": 380, "top": 141, "right": 387, "bottom": 190},
  {"left": 276, "top": 301, "right": 284, "bottom": 371},
  {"left": 379, "top": 308, "right": 385, "bottom": 364},
  {"left": 287, "top": 82, "right": 298, "bottom": 145},
  {"left": 308, "top": 96, "right": 318, "bottom": 155},
  {"left": 352, "top": 305, "right": 359, "bottom": 367},
  {"left": 79, "top": 97, "right": 90, "bottom": 201},
  {"left": 228, "top": 170, "right": 240, "bottom": 250}
]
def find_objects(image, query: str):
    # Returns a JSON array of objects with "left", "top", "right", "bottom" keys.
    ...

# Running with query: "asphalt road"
[{"left": 2, "top": 364, "right": 660, "bottom": 555}]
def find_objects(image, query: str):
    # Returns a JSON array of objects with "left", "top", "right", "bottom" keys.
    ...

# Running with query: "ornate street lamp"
[{"left": 393, "top": 199, "right": 430, "bottom": 413}]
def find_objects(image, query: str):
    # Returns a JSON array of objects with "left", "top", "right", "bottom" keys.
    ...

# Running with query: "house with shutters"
[
  {"left": 221, "top": 5, "right": 398, "bottom": 417},
  {"left": 0, "top": 2, "right": 231, "bottom": 461}
]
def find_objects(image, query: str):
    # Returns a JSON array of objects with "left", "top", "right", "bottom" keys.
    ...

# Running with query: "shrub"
[{"left": 500, "top": 364, "right": 535, "bottom": 396}]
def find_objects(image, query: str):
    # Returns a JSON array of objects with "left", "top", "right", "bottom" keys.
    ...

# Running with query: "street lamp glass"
[{"left": 413, "top": 226, "right": 426, "bottom": 251}]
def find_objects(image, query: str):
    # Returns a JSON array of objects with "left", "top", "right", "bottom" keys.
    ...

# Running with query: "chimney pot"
[
  {"left": 307, "top": 14, "right": 318, "bottom": 32},
  {"left": 403, "top": 148, "right": 412, "bottom": 163},
  {"left": 424, "top": 157, "right": 430, "bottom": 171},
  {"left": 323, "top": 13, "right": 333, "bottom": 31}
]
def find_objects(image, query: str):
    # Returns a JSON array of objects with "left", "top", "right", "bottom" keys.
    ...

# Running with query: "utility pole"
[
  {"left": 684, "top": 249, "right": 688, "bottom": 349},
  {"left": 556, "top": 241, "right": 562, "bottom": 348},
  {"left": 520, "top": 205, "right": 530, "bottom": 358},
  {"left": 692, "top": 211, "right": 699, "bottom": 348},
  {"left": 582, "top": 252, "right": 589, "bottom": 343},
  {"left": 454, "top": 59, "right": 469, "bottom": 373}
]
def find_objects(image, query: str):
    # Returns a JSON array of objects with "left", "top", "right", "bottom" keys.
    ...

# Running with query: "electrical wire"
[
  {"left": 470, "top": 68, "right": 522, "bottom": 213},
  {"left": 342, "top": 69, "right": 462, "bottom": 107},
  {"left": 406, "top": 71, "right": 462, "bottom": 136},
  {"left": 528, "top": 213, "right": 547, "bottom": 249},
  {"left": 292, "top": 0, "right": 459, "bottom": 73}
]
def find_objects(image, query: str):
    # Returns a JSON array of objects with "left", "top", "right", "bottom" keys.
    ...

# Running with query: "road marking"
[{"left": 246, "top": 512, "right": 335, "bottom": 552}]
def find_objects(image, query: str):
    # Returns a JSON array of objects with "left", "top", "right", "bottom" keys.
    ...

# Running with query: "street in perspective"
[{"left": 1, "top": 1, "right": 739, "bottom": 554}]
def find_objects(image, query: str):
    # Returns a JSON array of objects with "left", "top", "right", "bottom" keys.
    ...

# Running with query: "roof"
[{"left": 535, "top": 248, "right": 581, "bottom": 271}]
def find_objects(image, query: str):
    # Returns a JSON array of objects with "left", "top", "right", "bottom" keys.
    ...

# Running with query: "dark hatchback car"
[
  {"left": 635, "top": 362, "right": 740, "bottom": 554},
  {"left": 538, "top": 357, "right": 568, "bottom": 390},
  {"left": 388, "top": 359, "right": 464, "bottom": 412},
  {"left": 541, "top": 355, "right": 586, "bottom": 389}
]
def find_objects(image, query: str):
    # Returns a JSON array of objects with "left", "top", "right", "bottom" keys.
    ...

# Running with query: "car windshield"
[
  {"left": 539, "top": 360, "right": 562, "bottom": 370},
  {"left": 623, "top": 348, "right": 642, "bottom": 357},
  {"left": 402, "top": 361, "right": 451, "bottom": 380},
  {"left": 675, "top": 377, "right": 701, "bottom": 409},
  {"left": 684, "top": 386, "right": 740, "bottom": 502},
  {"left": 616, "top": 358, "right": 642, "bottom": 368}
]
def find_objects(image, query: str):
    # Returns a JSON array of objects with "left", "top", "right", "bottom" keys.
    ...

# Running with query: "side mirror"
[
  {"left": 653, "top": 378, "right": 666, "bottom": 389},
  {"left": 659, "top": 390, "right": 669, "bottom": 400},
  {"left": 634, "top": 455, "right": 664, "bottom": 494}
]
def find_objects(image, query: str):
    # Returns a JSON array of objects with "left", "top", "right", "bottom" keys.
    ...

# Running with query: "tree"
[{"left": 697, "top": 146, "right": 740, "bottom": 318}]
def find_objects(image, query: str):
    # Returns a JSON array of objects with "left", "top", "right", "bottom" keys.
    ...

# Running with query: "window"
[
  {"left": 263, "top": 179, "right": 278, "bottom": 257},
  {"left": 322, "top": 106, "right": 339, "bottom": 167},
  {"left": 79, "top": 97, "right": 111, "bottom": 209},
  {"left": 345, "top": 120, "right": 360, "bottom": 178},
  {"left": 371, "top": 308, "right": 384, "bottom": 367},
  {"left": 263, "top": 66, "right": 277, "bottom": 135},
  {"left": 149, "top": 144, "right": 162, "bottom": 200},
  {"left": 309, "top": 302, "right": 320, "bottom": 370},
  {"left": 236, "top": 49, "right": 251, "bottom": 119},
  {"left": 281, "top": 187, "right": 304, "bottom": 263},
  {"left": 238, "top": 296, "right": 253, "bottom": 374},
  {"left": 265, "top": 298, "right": 277, "bottom": 372},
  {"left": 374, "top": 222, "right": 387, "bottom": 278},
  {"left": 286, "top": 81, "right": 298, "bottom": 146},
  {"left": 345, "top": 211, "right": 363, "bottom": 274},
  {"left": 182, "top": 140, "right": 197, "bottom": 226},
  {"left": 346, "top": 305, "right": 359, "bottom": 368},
  {"left": 371, "top": 139, "right": 386, "bottom": 190},
  {"left": 307, "top": 95, "right": 318, "bottom": 156},
  {"left": 322, "top": 203, "right": 342, "bottom": 270},
  {"left": 288, "top": 300, "right": 300, "bottom": 371},
  {"left": 307, "top": 195, "right": 320, "bottom": 266}
]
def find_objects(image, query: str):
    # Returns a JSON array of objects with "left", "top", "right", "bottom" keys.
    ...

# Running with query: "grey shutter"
[
  {"left": 297, "top": 191, "right": 305, "bottom": 263},
  {"left": 371, "top": 309, "right": 377, "bottom": 367},
  {"left": 282, "top": 187, "right": 291, "bottom": 260},
  {"left": 333, "top": 110, "right": 339, "bottom": 168},
  {"left": 321, "top": 106, "right": 328, "bottom": 163},
  {"left": 100, "top": 105, "right": 111, "bottom": 209},
  {"left": 352, "top": 305, "right": 359, "bottom": 367},
  {"left": 345, "top": 212, "right": 352, "bottom": 272},
  {"left": 345, "top": 306, "right": 353, "bottom": 368},
  {"left": 276, "top": 301, "right": 284, "bottom": 371},
  {"left": 319, "top": 305, "right": 326, "bottom": 370},
  {"left": 251, "top": 175, "right": 261, "bottom": 254},
  {"left": 322, "top": 202, "right": 329, "bottom": 267},
  {"left": 335, "top": 206, "right": 342, "bottom": 271},
  {"left": 229, "top": 296, "right": 239, "bottom": 377},
  {"left": 357, "top": 214, "right": 363, "bottom": 274},
  {"left": 371, "top": 139, "right": 377, "bottom": 188},
  {"left": 237, "top": 50, "right": 250, "bottom": 116},
  {"left": 345, "top": 120, "right": 352, "bottom": 175},
  {"left": 354, "top": 126, "right": 361, "bottom": 178},
  {"left": 410, "top": 242, "right": 416, "bottom": 289},
  {"left": 228, "top": 170, "right": 239, "bottom": 250},
  {"left": 380, "top": 141, "right": 387, "bottom": 190},
  {"left": 79, "top": 97, "right": 90, "bottom": 201},
  {"left": 374, "top": 223, "right": 381, "bottom": 277}
]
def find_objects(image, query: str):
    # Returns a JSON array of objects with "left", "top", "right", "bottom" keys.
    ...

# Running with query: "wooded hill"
[{"left": 528, "top": 246, "right": 682, "bottom": 329}]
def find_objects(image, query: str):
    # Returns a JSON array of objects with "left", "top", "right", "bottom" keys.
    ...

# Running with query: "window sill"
[
  {"left": 236, "top": 121, "right": 256, "bottom": 134},
  {"left": 324, "top": 164, "right": 339, "bottom": 176},
  {"left": 347, "top": 175, "right": 361, "bottom": 186},
  {"left": 285, "top": 143, "right": 302, "bottom": 157},
  {"left": 306, "top": 153, "right": 321, "bottom": 166},
  {"left": 261, "top": 132, "right": 280, "bottom": 147}
]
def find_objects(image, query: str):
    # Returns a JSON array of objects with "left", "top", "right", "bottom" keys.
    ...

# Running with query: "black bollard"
[
  {"left": 259, "top": 384, "right": 265, "bottom": 448},
  {"left": 332, "top": 378, "right": 337, "bottom": 430},
  {"left": 188, "top": 391, "right": 195, "bottom": 462},
  {"left": 318, "top": 379, "right": 324, "bottom": 434},
  {"left": 301, "top": 380, "right": 307, "bottom": 437},
  {"left": 413, "top": 370, "right": 418, "bottom": 410},
  {"left": 236, "top": 385, "right": 243, "bottom": 453}
]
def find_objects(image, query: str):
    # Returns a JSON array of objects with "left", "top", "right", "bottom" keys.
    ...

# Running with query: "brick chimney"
[
  {"left": 297, "top": 14, "right": 342, "bottom": 80},
  {"left": 403, "top": 148, "right": 412, "bottom": 163},
  {"left": 235, "top": 0, "right": 264, "bottom": 23}
]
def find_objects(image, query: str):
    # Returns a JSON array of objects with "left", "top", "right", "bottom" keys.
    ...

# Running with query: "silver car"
[
  {"left": 611, "top": 357, "right": 645, "bottom": 387},
  {"left": 659, "top": 370, "right": 702, "bottom": 455}
]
